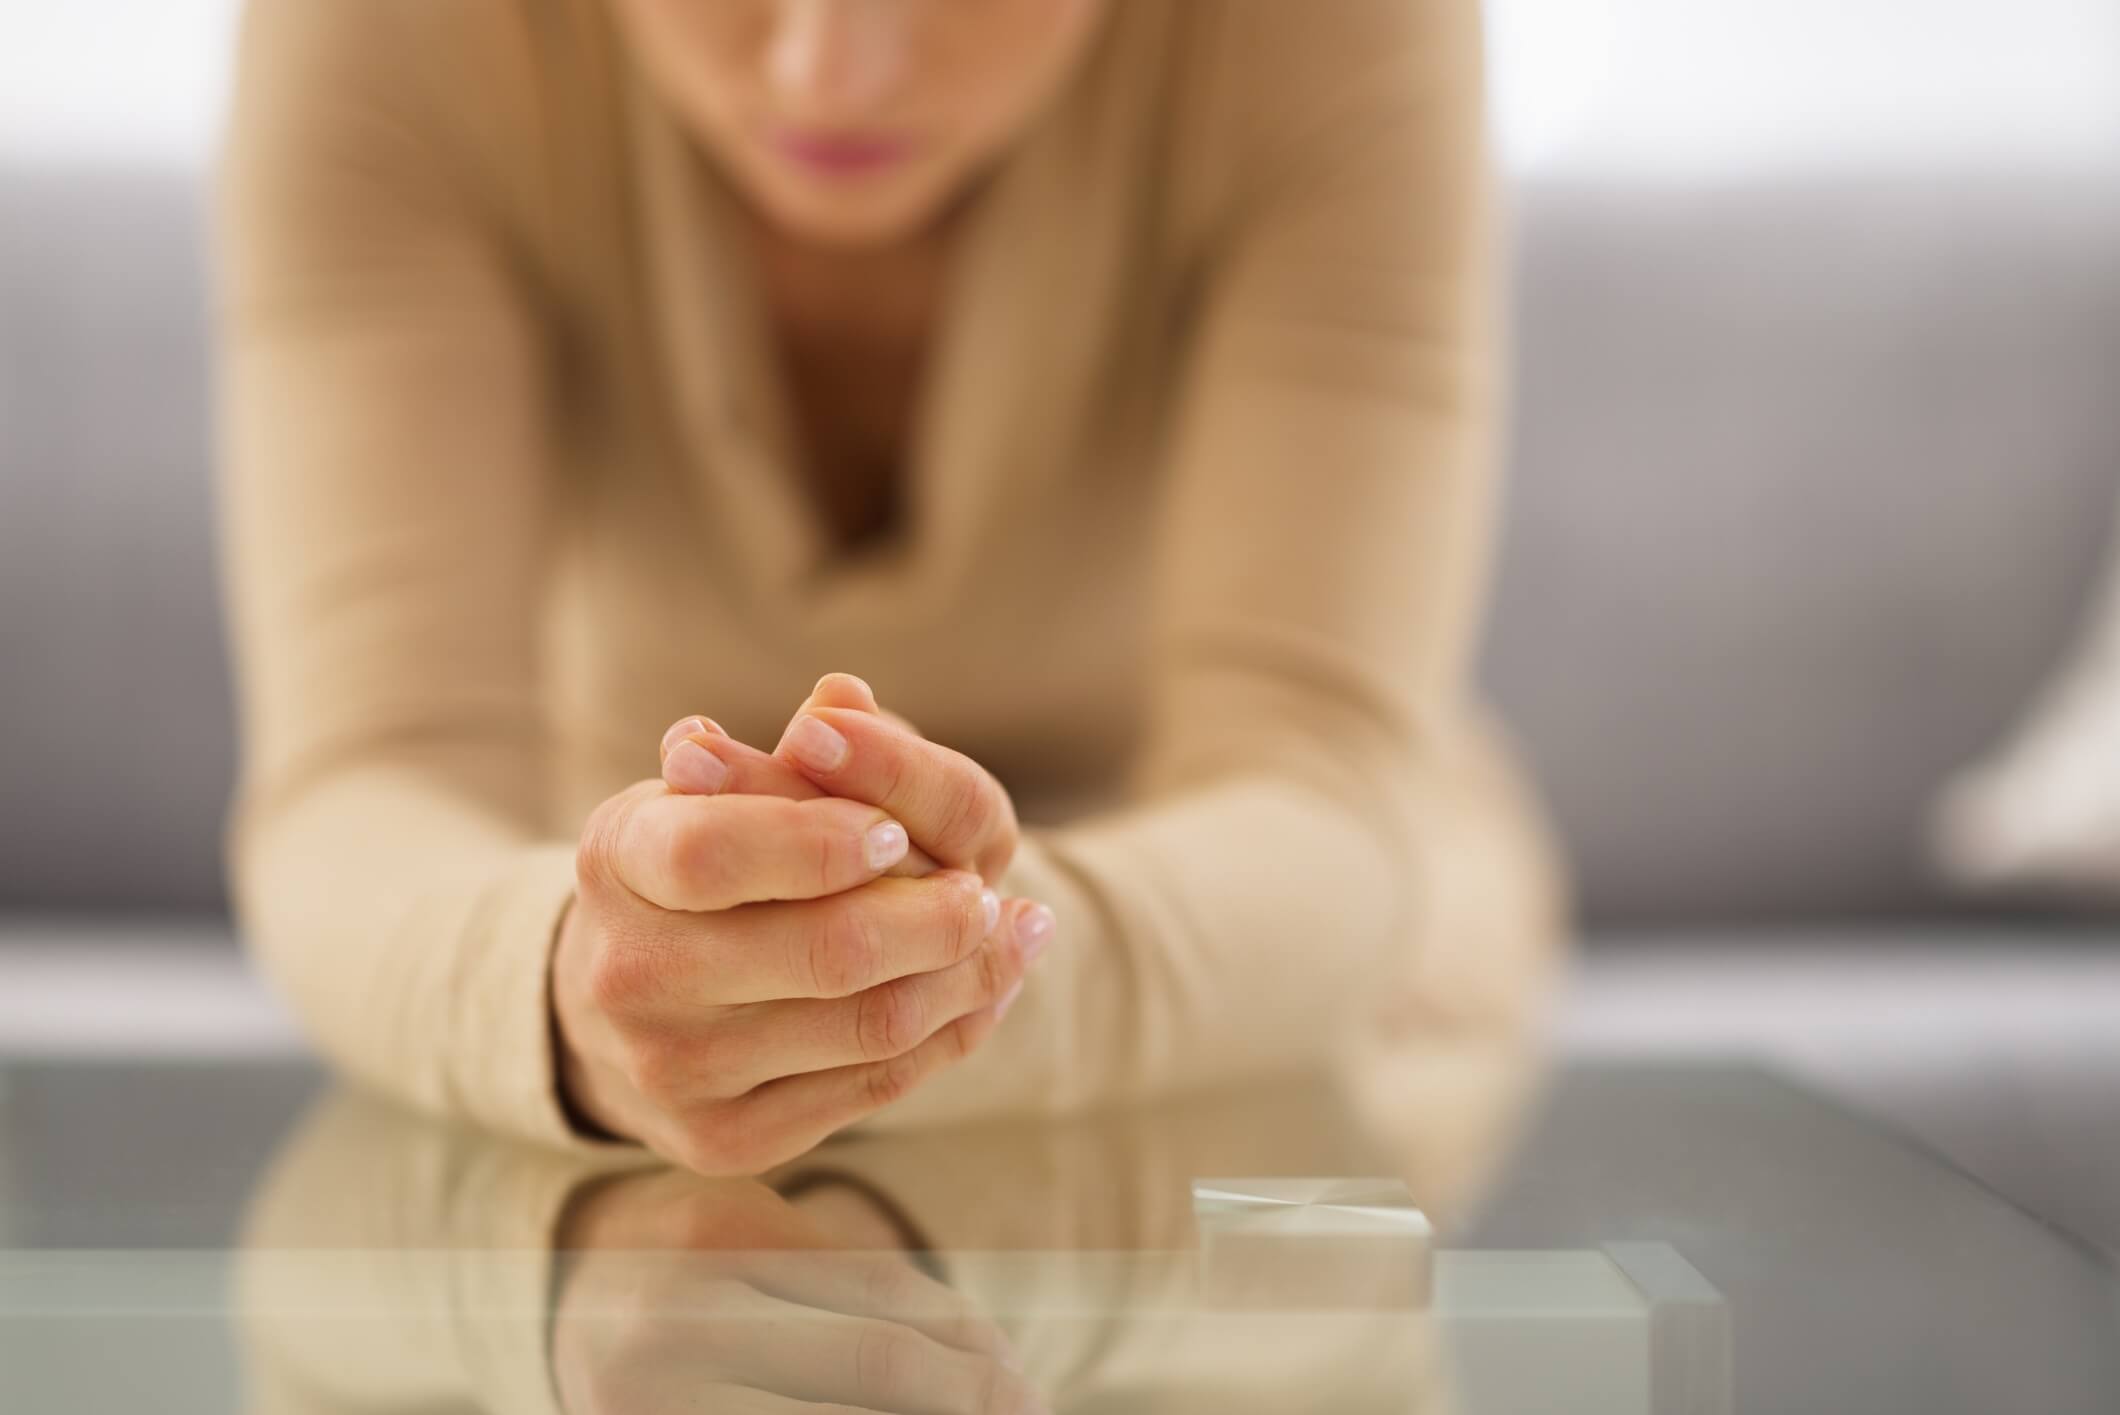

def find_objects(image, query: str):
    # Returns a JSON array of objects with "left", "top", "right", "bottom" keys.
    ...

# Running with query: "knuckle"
[
  {"left": 617, "top": 1033, "right": 685, "bottom": 1103},
  {"left": 854, "top": 979, "right": 925, "bottom": 1063},
  {"left": 815, "top": 812, "right": 842, "bottom": 894},
  {"left": 927, "top": 767, "right": 997, "bottom": 864},
  {"left": 811, "top": 903, "right": 882, "bottom": 998},
  {"left": 975, "top": 935, "right": 1014, "bottom": 1004},
  {"left": 664, "top": 811, "right": 732, "bottom": 902},
  {"left": 786, "top": 797, "right": 852, "bottom": 896},
  {"left": 932, "top": 874, "right": 987, "bottom": 964},
  {"left": 940, "top": 1012, "right": 980, "bottom": 1064},
  {"left": 862, "top": 1049, "right": 921, "bottom": 1113},
  {"left": 871, "top": 740, "right": 912, "bottom": 809},
  {"left": 680, "top": 1027, "right": 732, "bottom": 1095},
  {"left": 979, "top": 803, "right": 1022, "bottom": 880},
  {"left": 575, "top": 796, "right": 634, "bottom": 896},
  {"left": 584, "top": 939, "right": 654, "bottom": 1017}
]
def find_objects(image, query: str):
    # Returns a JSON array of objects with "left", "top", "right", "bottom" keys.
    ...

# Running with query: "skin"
[
  {"left": 605, "top": 0, "right": 1112, "bottom": 249},
  {"left": 608, "top": 0, "right": 1114, "bottom": 543},
  {"left": 556, "top": 1, "right": 1104, "bottom": 1171},
  {"left": 557, "top": 676, "right": 1057, "bottom": 1173}
]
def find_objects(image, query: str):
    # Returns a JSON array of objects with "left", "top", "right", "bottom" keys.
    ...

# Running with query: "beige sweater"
[{"left": 217, "top": 0, "right": 1565, "bottom": 1151}]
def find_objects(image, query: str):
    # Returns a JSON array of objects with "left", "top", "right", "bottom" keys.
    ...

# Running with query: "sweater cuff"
[{"left": 452, "top": 843, "right": 639, "bottom": 1153}]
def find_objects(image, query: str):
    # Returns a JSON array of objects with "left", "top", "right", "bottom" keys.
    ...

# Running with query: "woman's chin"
[{"left": 742, "top": 165, "right": 960, "bottom": 250}]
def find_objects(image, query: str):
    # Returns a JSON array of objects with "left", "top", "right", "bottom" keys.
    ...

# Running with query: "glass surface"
[{"left": 0, "top": 1056, "right": 2113, "bottom": 1413}]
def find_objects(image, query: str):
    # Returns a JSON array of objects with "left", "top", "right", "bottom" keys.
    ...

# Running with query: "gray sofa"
[{"left": 5, "top": 164, "right": 2120, "bottom": 927}]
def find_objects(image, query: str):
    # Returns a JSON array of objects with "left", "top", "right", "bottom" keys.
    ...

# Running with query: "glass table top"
[{"left": 0, "top": 1057, "right": 2113, "bottom": 1413}]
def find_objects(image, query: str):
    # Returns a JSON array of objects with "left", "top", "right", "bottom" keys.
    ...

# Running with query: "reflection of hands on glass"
[
  {"left": 235, "top": 1080, "right": 1490, "bottom": 1415},
  {"left": 553, "top": 674, "right": 1058, "bottom": 1174},
  {"left": 550, "top": 1166, "right": 1049, "bottom": 1415}
]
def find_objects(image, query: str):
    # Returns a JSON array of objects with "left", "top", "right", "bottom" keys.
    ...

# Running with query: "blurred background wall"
[{"left": 4, "top": 0, "right": 2120, "bottom": 928}]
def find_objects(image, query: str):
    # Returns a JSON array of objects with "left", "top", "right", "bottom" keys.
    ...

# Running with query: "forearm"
[
  {"left": 865, "top": 707, "right": 1565, "bottom": 1129},
  {"left": 232, "top": 741, "right": 588, "bottom": 1145},
  {"left": 1010, "top": 775, "right": 1404, "bottom": 1104}
]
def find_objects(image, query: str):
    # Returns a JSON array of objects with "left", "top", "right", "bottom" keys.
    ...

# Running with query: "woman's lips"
[{"left": 770, "top": 129, "right": 915, "bottom": 178}]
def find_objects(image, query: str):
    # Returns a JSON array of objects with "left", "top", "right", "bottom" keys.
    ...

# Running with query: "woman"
[{"left": 218, "top": 0, "right": 1563, "bottom": 1175}]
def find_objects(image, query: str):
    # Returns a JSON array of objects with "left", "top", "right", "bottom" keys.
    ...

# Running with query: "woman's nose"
[{"left": 766, "top": 0, "right": 908, "bottom": 120}]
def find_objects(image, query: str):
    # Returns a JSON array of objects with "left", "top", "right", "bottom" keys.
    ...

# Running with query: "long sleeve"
[
  {"left": 216, "top": 0, "right": 592, "bottom": 1146},
  {"left": 879, "top": 0, "right": 1564, "bottom": 1126},
  {"left": 212, "top": 0, "right": 1559, "bottom": 1151}
]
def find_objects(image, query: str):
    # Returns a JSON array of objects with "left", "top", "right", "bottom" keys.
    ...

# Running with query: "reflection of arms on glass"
[
  {"left": 233, "top": 1088, "right": 1035, "bottom": 1414},
  {"left": 232, "top": 1067, "right": 1727, "bottom": 1415}
]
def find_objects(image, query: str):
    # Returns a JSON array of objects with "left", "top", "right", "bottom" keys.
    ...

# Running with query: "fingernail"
[
  {"left": 865, "top": 820, "right": 909, "bottom": 872},
  {"left": 660, "top": 716, "right": 716, "bottom": 755},
  {"left": 1014, "top": 904, "right": 1056, "bottom": 963},
  {"left": 786, "top": 714, "right": 849, "bottom": 772},
  {"left": 663, "top": 739, "right": 728, "bottom": 794},
  {"left": 980, "top": 889, "right": 1002, "bottom": 938},
  {"left": 995, "top": 978, "right": 1026, "bottom": 1020}
]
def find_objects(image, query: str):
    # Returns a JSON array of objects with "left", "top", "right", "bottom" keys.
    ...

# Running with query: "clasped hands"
[{"left": 554, "top": 674, "right": 1054, "bottom": 1175}]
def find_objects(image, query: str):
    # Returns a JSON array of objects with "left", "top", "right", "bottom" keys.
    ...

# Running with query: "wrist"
[{"left": 549, "top": 898, "right": 629, "bottom": 1143}]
